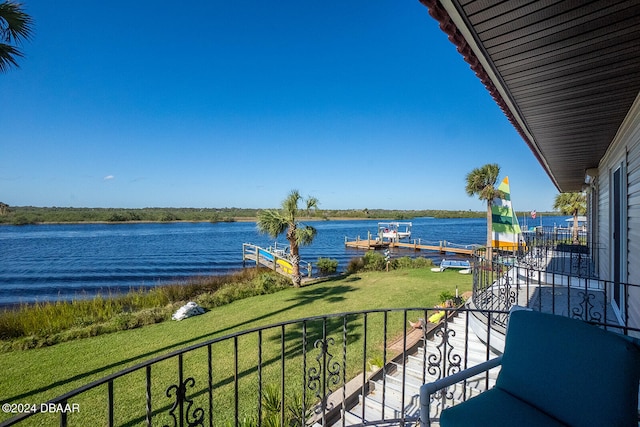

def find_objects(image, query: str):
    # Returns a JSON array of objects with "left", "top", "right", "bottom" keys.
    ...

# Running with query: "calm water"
[{"left": 0, "top": 216, "right": 565, "bottom": 306}]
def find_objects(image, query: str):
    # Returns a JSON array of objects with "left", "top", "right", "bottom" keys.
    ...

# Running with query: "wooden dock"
[
  {"left": 344, "top": 237, "right": 476, "bottom": 256},
  {"left": 242, "top": 243, "right": 312, "bottom": 278}
]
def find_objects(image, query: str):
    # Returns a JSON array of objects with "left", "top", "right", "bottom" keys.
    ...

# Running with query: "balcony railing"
[
  {"left": 472, "top": 240, "right": 638, "bottom": 336},
  {"left": 0, "top": 307, "right": 510, "bottom": 427}
]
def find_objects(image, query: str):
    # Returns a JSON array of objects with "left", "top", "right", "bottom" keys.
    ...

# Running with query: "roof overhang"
[{"left": 420, "top": 0, "right": 640, "bottom": 192}]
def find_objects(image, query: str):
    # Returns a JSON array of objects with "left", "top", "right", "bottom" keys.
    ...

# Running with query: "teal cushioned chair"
[{"left": 419, "top": 310, "right": 640, "bottom": 426}]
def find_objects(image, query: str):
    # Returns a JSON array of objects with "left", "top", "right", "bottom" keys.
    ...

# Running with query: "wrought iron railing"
[
  {"left": 521, "top": 225, "right": 588, "bottom": 247},
  {"left": 0, "top": 307, "right": 508, "bottom": 427},
  {"left": 472, "top": 240, "right": 638, "bottom": 335}
]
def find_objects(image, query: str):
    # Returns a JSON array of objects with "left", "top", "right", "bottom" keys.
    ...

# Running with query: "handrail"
[{"left": 419, "top": 356, "right": 503, "bottom": 427}]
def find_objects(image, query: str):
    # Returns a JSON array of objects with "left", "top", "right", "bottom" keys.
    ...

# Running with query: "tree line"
[{"left": 0, "top": 205, "right": 558, "bottom": 225}]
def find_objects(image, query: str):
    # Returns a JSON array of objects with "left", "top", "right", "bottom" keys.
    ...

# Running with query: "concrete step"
[
  {"left": 327, "top": 311, "right": 497, "bottom": 426},
  {"left": 409, "top": 345, "right": 493, "bottom": 368},
  {"left": 381, "top": 371, "right": 424, "bottom": 395},
  {"left": 363, "top": 390, "right": 421, "bottom": 420},
  {"left": 367, "top": 382, "right": 415, "bottom": 414},
  {"left": 344, "top": 401, "right": 383, "bottom": 424},
  {"left": 419, "top": 327, "right": 491, "bottom": 352},
  {"left": 393, "top": 358, "right": 499, "bottom": 388}
]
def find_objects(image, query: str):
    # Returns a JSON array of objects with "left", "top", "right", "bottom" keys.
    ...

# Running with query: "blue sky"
[{"left": 1, "top": 1, "right": 559, "bottom": 211}]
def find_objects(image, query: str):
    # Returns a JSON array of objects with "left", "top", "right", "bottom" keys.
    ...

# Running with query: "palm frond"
[
  {"left": 0, "top": 42, "right": 20, "bottom": 71},
  {"left": 282, "top": 190, "right": 302, "bottom": 222},
  {"left": 305, "top": 196, "right": 319, "bottom": 211},
  {"left": 553, "top": 192, "right": 586, "bottom": 216},
  {"left": 465, "top": 163, "right": 501, "bottom": 200},
  {"left": 256, "top": 209, "right": 288, "bottom": 238},
  {"left": 0, "top": 1, "right": 33, "bottom": 72},
  {"left": 0, "top": 2, "right": 33, "bottom": 44},
  {"left": 295, "top": 225, "right": 317, "bottom": 246}
]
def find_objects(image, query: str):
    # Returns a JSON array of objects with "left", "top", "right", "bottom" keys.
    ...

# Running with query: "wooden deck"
[{"left": 344, "top": 238, "right": 475, "bottom": 255}]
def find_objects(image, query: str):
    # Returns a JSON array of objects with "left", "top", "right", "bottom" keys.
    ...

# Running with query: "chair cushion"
[
  {"left": 440, "top": 388, "right": 567, "bottom": 427},
  {"left": 496, "top": 310, "right": 640, "bottom": 427}
]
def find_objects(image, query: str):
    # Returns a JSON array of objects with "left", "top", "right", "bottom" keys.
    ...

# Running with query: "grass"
[{"left": 0, "top": 268, "right": 471, "bottom": 426}]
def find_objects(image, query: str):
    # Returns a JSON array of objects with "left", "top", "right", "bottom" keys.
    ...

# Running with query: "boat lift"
[{"left": 378, "top": 222, "right": 412, "bottom": 241}]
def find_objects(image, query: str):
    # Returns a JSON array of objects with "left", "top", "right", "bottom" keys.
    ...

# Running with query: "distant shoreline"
[
  {"left": 0, "top": 217, "right": 376, "bottom": 226},
  {"left": 0, "top": 207, "right": 558, "bottom": 226}
]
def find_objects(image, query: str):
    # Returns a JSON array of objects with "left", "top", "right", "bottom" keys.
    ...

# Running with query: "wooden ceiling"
[{"left": 422, "top": 0, "right": 640, "bottom": 191}]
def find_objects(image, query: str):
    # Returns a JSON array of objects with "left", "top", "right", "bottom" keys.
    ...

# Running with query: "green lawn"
[{"left": 0, "top": 268, "right": 471, "bottom": 426}]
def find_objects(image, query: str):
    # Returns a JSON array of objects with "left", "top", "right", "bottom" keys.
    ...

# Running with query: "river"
[{"left": 0, "top": 216, "right": 566, "bottom": 306}]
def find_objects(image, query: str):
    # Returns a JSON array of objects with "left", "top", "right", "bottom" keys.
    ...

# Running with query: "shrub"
[
  {"left": 362, "top": 251, "right": 387, "bottom": 271},
  {"left": 347, "top": 254, "right": 435, "bottom": 274},
  {"left": 253, "top": 273, "right": 289, "bottom": 294},
  {"left": 391, "top": 256, "right": 434, "bottom": 269},
  {"left": 411, "top": 257, "right": 434, "bottom": 268},
  {"left": 346, "top": 257, "right": 365, "bottom": 274},
  {"left": 316, "top": 257, "right": 339, "bottom": 276},
  {"left": 392, "top": 256, "right": 414, "bottom": 269},
  {"left": 439, "top": 291, "right": 456, "bottom": 303}
]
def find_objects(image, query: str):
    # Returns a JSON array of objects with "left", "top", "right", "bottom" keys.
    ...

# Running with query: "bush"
[
  {"left": 411, "top": 257, "right": 434, "bottom": 268},
  {"left": 346, "top": 257, "right": 364, "bottom": 274},
  {"left": 392, "top": 256, "right": 414, "bottom": 270},
  {"left": 362, "top": 251, "right": 387, "bottom": 271},
  {"left": 439, "top": 291, "right": 456, "bottom": 303},
  {"left": 316, "top": 258, "right": 338, "bottom": 275},
  {"left": 345, "top": 251, "right": 387, "bottom": 273},
  {"left": 391, "top": 256, "right": 433, "bottom": 270},
  {"left": 347, "top": 253, "right": 435, "bottom": 274}
]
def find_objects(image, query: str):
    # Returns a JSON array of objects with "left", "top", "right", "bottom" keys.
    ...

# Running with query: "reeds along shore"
[{"left": 0, "top": 269, "right": 291, "bottom": 351}]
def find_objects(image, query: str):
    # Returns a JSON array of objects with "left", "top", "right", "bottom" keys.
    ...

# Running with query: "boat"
[
  {"left": 378, "top": 222, "right": 412, "bottom": 240},
  {"left": 258, "top": 245, "right": 295, "bottom": 274},
  {"left": 491, "top": 176, "right": 525, "bottom": 249},
  {"left": 431, "top": 259, "right": 471, "bottom": 273},
  {"left": 563, "top": 216, "right": 587, "bottom": 232}
]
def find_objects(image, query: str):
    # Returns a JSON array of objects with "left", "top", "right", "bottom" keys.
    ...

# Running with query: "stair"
[{"left": 326, "top": 311, "right": 501, "bottom": 426}]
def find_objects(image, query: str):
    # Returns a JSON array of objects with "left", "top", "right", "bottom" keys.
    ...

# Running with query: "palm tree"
[
  {"left": 257, "top": 190, "right": 319, "bottom": 287},
  {"left": 465, "top": 163, "right": 502, "bottom": 258},
  {"left": 553, "top": 192, "right": 587, "bottom": 244},
  {"left": 0, "top": 1, "right": 33, "bottom": 73}
]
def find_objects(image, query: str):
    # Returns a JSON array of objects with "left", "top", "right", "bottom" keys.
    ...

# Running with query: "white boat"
[
  {"left": 378, "top": 222, "right": 412, "bottom": 240},
  {"left": 431, "top": 259, "right": 471, "bottom": 273}
]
